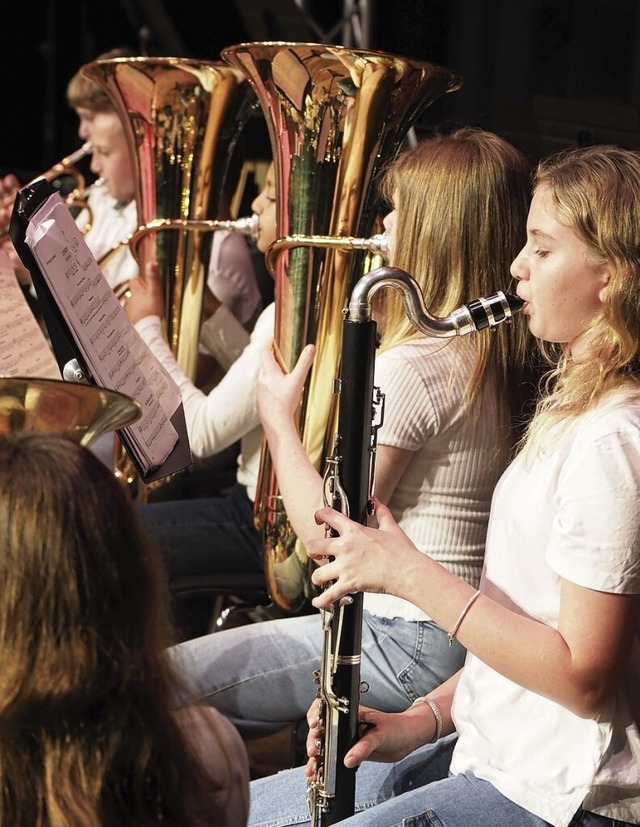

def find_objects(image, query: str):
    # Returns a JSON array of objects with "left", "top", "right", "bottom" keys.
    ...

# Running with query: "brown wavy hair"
[{"left": 0, "top": 432, "right": 234, "bottom": 826}]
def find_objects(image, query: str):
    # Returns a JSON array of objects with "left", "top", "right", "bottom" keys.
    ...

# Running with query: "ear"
[{"left": 597, "top": 263, "right": 611, "bottom": 303}]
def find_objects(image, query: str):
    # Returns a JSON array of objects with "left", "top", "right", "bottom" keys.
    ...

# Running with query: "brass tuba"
[
  {"left": 0, "top": 377, "right": 140, "bottom": 446},
  {"left": 79, "top": 56, "right": 258, "bottom": 492},
  {"left": 80, "top": 56, "right": 257, "bottom": 381},
  {"left": 222, "top": 41, "right": 462, "bottom": 613}
]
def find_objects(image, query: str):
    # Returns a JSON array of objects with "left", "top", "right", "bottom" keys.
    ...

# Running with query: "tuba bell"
[
  {"left": 0, "top": 377, "right": 140, "bottom": 446},
  {"left": 80, "top": 56, "right": 258, "bottom": 380},
  {"left": 222, "top": 41, "right": 462, "bottom": 613},
  {"left": 80, "top": 56, "right": 258, "bottom": 493}
]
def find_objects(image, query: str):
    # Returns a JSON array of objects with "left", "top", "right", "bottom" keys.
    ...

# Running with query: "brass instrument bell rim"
[
  {"left": 86, "top": 55, "right": 248, "bottom": 74},
  {"left": 0, "top": 377, "right": 142, "bottom": 443},
  {"left": 221, "top": 40, "right": 463, "bottom": 83}
]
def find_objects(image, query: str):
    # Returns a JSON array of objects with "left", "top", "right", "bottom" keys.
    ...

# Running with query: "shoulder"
[
  {"left": 375, "top": 337, "right": 471, "bottom": 397},
  {"left": 576, "top": 390, "right": 640, "bottom": 445},
  {"left": 173, "top": 706, "right": 250, "bottom": 825},
  {"left": 377, "top": 336, "right": 468, "bottom": 373}
]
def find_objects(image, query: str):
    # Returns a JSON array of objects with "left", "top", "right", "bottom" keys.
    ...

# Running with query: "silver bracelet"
[
  {"left": 447, "top": 589, "right": 480, "bottom": 648},
  {"left": 411, "top": 695, "right": 443, "bottom": 742}
]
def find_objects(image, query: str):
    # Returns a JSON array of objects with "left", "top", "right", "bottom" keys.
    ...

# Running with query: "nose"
[
  {"left": 510, "top": 246, "right": 528, "bottom": 281},
  {"left": 251, "top": 188, "right": 267, "bottom": 216},
  {"left": 382, "top": 210, "right": 396, "bottom": 233}
]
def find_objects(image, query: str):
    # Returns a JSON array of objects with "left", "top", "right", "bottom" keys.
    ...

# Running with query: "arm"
[
  {"left": 256, "top": 343, "right": 413, "bottom": 545},
  {"left": 309, "top": 499, "right": 640, "bottom": 719},
  {"left": 206, "top": 230, "right": 262, "bottom": 328},
  {"left": 126, "top": 262, "right": 268, "bottom": 458},
  {"left": 304, "top": 670, "right": 461, "bottom": 776}
]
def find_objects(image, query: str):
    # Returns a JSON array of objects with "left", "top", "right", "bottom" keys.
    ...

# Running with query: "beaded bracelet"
[
  {"left": 447, "top": 589, "right": 480, "bottom": 648},
  {"left": 411, "top": 695, "right": 443, "bottom": 742}
]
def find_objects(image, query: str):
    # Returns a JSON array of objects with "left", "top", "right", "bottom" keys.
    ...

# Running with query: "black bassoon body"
[
  {"left": 307, "top": 308, "right": 381, "bottom": 826},
  {"left": 307, "top": 266, "right": 524, "bottom": 824}
]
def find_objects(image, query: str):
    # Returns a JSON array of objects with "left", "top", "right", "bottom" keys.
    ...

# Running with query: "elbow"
[
  {"left": 570, "top": 688, "right": 612, "bottom": 720},
  {"left": 564, "top": 671, "right": 617, "bottom": 720}
]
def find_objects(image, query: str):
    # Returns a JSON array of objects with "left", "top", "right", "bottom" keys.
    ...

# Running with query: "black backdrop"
[{"left": 4, "top": 0, "right": 640, "bottom": 181}]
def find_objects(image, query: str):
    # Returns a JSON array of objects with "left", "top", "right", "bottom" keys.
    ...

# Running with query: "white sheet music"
[
  {"left": 0, "top": 251, "right": 61, "bottom": 380},
  {"left": 24, "top": 193, "right": 183, "bottom": 475}
]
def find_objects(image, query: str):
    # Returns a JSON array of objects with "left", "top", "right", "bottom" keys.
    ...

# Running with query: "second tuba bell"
[
  {"left": 223, "top": 41, "right": 462, "bottom": 613},
  {"left": 80, "top": 55, "right": 258, "bottom": 495}
]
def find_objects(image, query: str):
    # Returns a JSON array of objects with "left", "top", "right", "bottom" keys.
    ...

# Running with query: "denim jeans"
[
  {"left": 138, "top": 482, "right": 264, "bottom": 581},
  {"left": 138, "top": 482, "right": 264, "bottom": 636},
  {"left": 169, "top": 609, "right": 466, "bottom": 740},
  {"left": 248, "top": 735, "right": 636, "bottom": 827}
]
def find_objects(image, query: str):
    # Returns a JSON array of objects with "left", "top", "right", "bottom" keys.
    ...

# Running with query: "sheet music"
[
  {"left": 23, "top": 193, "right": 183, "bottom": 474},
  {"left": 0, "top": 251, "right": 61, "bottom": 380}
]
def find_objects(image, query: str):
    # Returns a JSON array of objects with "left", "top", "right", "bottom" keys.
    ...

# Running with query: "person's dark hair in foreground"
[{"left": 0, "top": 432, "right": 249, "bottom": 827}]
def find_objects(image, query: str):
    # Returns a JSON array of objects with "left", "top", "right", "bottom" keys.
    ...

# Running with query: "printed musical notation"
[
  {"left": 23, "top": 193, "right": 185, "bottom": 476},
  {"left": 0, "top": 250, "right": 61, "bottom": 380}
]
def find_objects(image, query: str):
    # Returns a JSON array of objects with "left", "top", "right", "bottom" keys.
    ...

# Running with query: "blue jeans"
[
  {"left": 169, "top": 610, "right": 466, "bottom": 740},
  {"left": 138, "top": 482, "right": 264, "bottom": 581},
  {"left": 138, "top": 482, "right": 264, "bottom": 636},
  {"left": 248, "top": 735, "right": 636, "bottom": 827}
]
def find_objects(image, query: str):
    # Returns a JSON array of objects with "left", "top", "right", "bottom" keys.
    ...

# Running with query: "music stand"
[{"left": 9, "top": 179, "right": 191, "bottom": 484}]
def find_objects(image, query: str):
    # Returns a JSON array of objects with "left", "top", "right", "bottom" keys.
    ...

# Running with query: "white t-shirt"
[
  {"left": 75, "top": 184, "right": 138, "bottom": 293},
  {"left": 451, "top": 391, "right": 640, "bottom": 826}
]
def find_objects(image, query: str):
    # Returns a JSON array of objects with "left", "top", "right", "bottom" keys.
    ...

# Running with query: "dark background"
[{"left": 4, "top": 0, "right": 640, "bottom": 181}]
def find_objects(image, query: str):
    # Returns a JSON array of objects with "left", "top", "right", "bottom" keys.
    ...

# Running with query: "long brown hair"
[
  {"left": 378, "top": 126, "right": 537, "bottom": 436},
  {"left": 0, "top": 432, "right": 232, "bottom": 826}
]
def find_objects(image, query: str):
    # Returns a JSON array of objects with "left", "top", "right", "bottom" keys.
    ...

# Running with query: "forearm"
[
  {"left": 262, "top": 415, "right": 325, "bottom": 545},
  {"left": 393, "top": 552, "right": 612, "bottom": 718},
  {"left": 135, "top": 315, "right": 258, "bottom": 458},
  {"left": 405, "top": 668, "right": 460, "bottom": 748}
]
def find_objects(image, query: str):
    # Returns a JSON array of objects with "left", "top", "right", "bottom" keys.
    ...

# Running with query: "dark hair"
[{"left": 0, "top": 432, "right": 231, "bottom": 826}]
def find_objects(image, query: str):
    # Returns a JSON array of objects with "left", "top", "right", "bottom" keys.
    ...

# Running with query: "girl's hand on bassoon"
[
  {"left": 307, "top": 498, "right": 422, "bottom": 608},
  {"left": 304, "top": 697, "right": 323, "bottom": 780},
  {"left": 343, "top": 705, "right": 436, "bottom": 769}
]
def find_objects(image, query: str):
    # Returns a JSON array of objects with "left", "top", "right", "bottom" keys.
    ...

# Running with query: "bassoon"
[{"left": 307, "top": 266, "right": 524, "bottom": 825}]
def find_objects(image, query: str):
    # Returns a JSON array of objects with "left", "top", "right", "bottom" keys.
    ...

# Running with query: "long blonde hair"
[
  {"left": 523, "top": 144, "right": 640, "bottom": 449},
  {"left": 0, "top": 432, "right": 233, "bottom": 826},
  {"left": 378, "top": 126, "right": 536, "bottom": 433}
]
